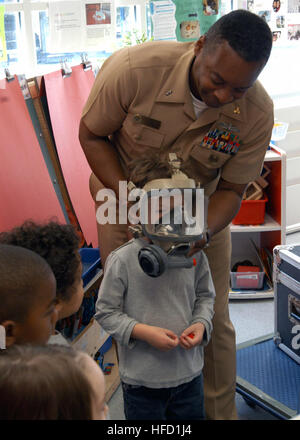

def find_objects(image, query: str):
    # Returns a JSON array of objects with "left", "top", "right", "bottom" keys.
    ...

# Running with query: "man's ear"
[
  {"left": 0, "top": 320, "right": 19, "bottom": 348},
  {"left": 194, "top": 35, "right": 206, "bottom": 56}
]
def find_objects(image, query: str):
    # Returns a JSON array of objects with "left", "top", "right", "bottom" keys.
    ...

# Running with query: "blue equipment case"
[
  {"left": 236, "top": 334, "right": 300, "bottom": 419},
  {"left": 273, "top": 245, "right": 300, "bottom": 364},
  {"left": 236, "top": 244, "right": 300, "bottom": 419}
]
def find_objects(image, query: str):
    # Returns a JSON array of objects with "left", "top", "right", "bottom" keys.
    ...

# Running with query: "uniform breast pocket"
[
  {"left": 190, "top": 144, "right": 231, "bottom": 170},
  {"left": 122, "top": 115, "right": 165, "bottom": 153}
]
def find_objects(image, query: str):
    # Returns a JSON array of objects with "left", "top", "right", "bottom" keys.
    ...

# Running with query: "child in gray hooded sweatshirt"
[{"left": 95, "top": 154, "right": 215, "bottom": 420}]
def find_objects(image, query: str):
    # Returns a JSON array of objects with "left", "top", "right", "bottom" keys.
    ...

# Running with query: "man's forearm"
[
  {"left": 79, "top": 119, "right": 126, "bottom": 197},
  {"left": 207, "top": 189, "right": 242, "bottom": 236}
]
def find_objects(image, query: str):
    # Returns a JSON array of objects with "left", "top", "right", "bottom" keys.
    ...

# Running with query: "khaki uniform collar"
[
  {"left": 155, "top": 45, "right": 245, "bottom": 126},
  {"left": 155, "top": 47, "right": 196, "bottom": 121}
]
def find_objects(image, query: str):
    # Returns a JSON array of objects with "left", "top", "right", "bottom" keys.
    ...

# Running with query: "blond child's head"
[{"left": 0, "top": 344, "right": 108, "bottom": 420}]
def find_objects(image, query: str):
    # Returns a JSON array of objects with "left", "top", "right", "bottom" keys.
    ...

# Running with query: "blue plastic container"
[
  {"left": 79, "top": 248, "right": 101, "bottom": 287},
  {"left": 99, "top": 336, "right": 112, "bottom": 355}
]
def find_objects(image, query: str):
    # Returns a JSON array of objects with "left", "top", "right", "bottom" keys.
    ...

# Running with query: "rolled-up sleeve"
[{"left": 191, "top": 252, "right": 216, "bottom": 346}]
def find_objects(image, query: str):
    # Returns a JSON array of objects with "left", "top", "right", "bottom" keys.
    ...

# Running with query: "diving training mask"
[{"left": 130, "top": 153, "right": 208, "bottom": 277}]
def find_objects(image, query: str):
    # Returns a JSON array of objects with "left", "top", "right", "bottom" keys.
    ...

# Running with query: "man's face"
[{"left": 190, "top": 37, "right": 265, "bottom": 108}]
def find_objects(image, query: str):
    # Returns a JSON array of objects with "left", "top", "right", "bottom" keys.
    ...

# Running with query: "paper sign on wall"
[
  {"left": 48, "top": 0, "right": 115, "bottom": 52},
  {"left": 149, "top": 1, "right": 177, "bottom": 41}
]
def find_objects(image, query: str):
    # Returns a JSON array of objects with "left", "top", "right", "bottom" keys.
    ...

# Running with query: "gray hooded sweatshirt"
[{"left": 95, "top": 238, "right": 215, "bottom": 389}]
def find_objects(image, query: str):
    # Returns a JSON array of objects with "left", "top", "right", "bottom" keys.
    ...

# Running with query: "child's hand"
[
  {"left": 146, "top": 326, "right": 179, "bottom": 351},
  {"left": 132, "top": 324, "right": 179, "bottom": 351},
  {"left": 179, "top": 323, "right": 205, "bottom": 349}
]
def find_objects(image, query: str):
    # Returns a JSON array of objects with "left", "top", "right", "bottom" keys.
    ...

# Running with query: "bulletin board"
[
  {"left": 42, "top": 65, "right": 98, "bottom": 247},
  {"left": 0, "top": 76, "right": 65, "bottom": 231}
]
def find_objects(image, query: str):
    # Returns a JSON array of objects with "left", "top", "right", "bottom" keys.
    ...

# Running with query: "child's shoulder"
[
  {"left": 106, "top": 239, "right": 138, "bottom": 265},
  {"left": 104, "top": 239, "right": 141, "bottom": 274},
  {"left": 111, "top": 239, "right": 136, "bottom": 255}
]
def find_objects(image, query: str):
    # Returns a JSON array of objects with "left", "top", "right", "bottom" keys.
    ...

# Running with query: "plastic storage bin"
[
  {"left": 232, "top": 195, "right": 268, "bottom": 225},
  {"left": 230, "top": 270, "right": 265, "bottom": 289},
  {"left": 79, "top": 248, "right": 101, "bottom": 287}
]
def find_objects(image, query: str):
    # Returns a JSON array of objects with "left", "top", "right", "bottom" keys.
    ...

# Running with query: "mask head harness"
[{"left": 128, "top": 153, "right": 208, "bottom": 277}]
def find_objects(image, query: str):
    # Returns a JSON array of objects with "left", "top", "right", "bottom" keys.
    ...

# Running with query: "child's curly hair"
[{"left": 0, "top": 221, "right": 80, "bottom": 302}]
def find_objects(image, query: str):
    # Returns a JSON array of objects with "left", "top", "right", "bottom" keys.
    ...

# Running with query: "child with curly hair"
[{"left": 0, "top": 221, "right": 84, "bottom": 344}]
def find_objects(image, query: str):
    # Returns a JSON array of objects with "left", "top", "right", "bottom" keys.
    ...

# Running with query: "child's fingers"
[
  {"left": 179, "top": 340, "right": 190, "bottom": 349},
  {"left": 163, "top": 331, "right": 179, "bottom": 348},
  {"left": 179, "top": 335, "right": 194, "bottom": 349},
  {"left": 170, "top": 336, "right": 179, "bottom": 347},
  {"left": 165, "top": 330, "right": 178, "bottom": 340}
]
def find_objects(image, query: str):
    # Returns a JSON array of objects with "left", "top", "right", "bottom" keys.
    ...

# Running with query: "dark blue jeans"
[{"left": 122, "top": 374, "right": 205, "bottom": 420}]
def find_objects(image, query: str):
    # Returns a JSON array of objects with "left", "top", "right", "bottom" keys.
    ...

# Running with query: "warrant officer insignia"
[{"left": 218, "top": 122, "right": 240, "bottom": 133}]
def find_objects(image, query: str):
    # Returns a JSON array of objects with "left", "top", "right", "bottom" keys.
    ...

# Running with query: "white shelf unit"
[{"left": 229, "top": 144, "right": 287, "bottom": 300}]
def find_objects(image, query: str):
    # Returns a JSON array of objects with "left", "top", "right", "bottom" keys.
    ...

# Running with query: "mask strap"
[
  {"left": 0, "top": 325, "right": 6, "bottom": 349},
  {"left": 168, "top": 153, "right": 181, "bottom": 174}
]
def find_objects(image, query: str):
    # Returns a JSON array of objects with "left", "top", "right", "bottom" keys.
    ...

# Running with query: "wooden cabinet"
[{"left": 70, "top": 270, "right": 120, "bottom": 401}]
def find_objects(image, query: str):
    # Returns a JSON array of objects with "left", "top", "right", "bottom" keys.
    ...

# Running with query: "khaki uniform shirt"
[{"left": 82, "top": 40, "right": 274, "bottom": 196}]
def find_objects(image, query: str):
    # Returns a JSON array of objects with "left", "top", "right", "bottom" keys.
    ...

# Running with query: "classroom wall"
[{"left": 274, "top": 105, "right": 300, "bottom": 233}]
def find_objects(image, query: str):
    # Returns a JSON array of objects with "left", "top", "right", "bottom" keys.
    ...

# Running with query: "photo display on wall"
[
  {"left": 248, "top": 0, "right": 300, "bottom": 43},
  {"left": 150, "top": 0, "right": 300, "bottom": 43}
]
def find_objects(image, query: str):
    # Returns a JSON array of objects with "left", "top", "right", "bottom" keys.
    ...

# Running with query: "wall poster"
[
  {"left": 150, "top": 0, "right": 221, "bottom": 42},
  {"left": 149, "top": 1, "right": 177, "bottom": 41},
  {"left": 48, "top": 0, "right": 115, "bottom": 52}
]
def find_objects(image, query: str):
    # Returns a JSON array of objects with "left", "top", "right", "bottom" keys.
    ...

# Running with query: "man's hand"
[
  {"left": 187, "top": 237, "right": 207, "bottom": 257},
  {"left": 179, "top": 323, "right": 205, "bottom": 349},
  {"left": 132, "top": 323, "right": 179, "bottom": 351},
  {"left": 187, "top": 178, "right": 247, "bottom": 257}
]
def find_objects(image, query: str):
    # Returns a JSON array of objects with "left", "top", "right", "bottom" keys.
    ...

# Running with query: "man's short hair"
[
  {"left": 0, "top": 244, "right": 54, "bottom": 323},
  {"left": 204, "top": 9, "right": 273, "bottom": 63}
]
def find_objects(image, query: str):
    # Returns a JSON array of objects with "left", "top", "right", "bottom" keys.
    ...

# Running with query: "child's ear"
[
  {"left": 54, "top": 298, "right": 63, "bottom": 321},
  {"left": 0, "top": 321, "right": 18, "bottom": 348}
]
